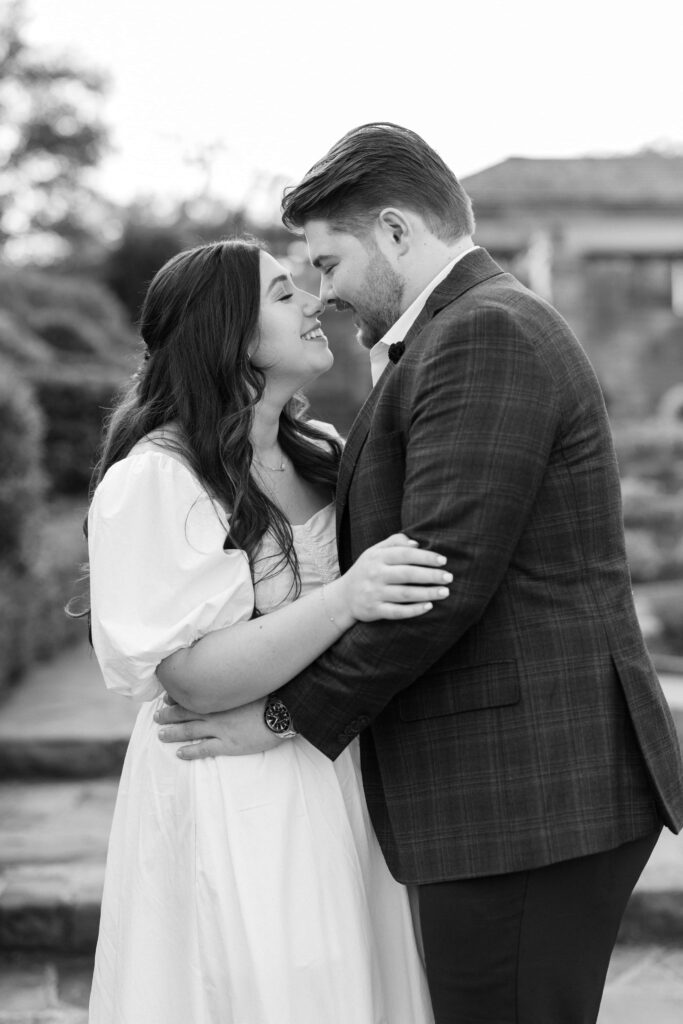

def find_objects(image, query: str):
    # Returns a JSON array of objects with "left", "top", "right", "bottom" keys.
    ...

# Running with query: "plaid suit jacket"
[{"left": 277, "top": 249, "right": 683, "bottom": 883}]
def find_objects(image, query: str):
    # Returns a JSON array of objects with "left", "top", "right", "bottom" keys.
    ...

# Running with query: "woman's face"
[{"left": 252, "top": 251, "right": 333, "bottom": 392}]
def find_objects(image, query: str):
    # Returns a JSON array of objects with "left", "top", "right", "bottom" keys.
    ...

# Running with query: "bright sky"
[{"left": 23, "top": 0, "right": 683, "bottom": 220}]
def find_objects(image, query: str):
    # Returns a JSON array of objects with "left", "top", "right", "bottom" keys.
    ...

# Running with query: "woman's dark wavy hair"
[
  {"left": 87, "top": 237, "right": 341, "bottom": 599},
  {"left": 281, "top": 122, "right": 475, "bottom": 241}
]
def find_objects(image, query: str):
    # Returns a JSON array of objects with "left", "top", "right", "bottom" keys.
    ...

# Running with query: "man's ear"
[{"left": 376, "top": 207, "right": 411, "bottom": 255}]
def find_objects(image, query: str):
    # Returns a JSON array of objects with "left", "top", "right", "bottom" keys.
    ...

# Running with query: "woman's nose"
[{"left": 303, "top": 292, "right": 325, "bottom": 318}]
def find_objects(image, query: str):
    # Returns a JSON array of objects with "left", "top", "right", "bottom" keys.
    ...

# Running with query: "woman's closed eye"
[{"left": 277, "top": 291, "right": 294, "bottom": 302}]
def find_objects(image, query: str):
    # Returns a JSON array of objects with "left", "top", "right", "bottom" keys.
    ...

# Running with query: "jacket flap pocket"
[{"left": 398, "top": 661, "right": 520, "bottom": 722}]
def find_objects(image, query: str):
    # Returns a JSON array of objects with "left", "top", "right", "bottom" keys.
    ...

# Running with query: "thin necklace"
[{"left": 253, "top": 452, "right": 287, "bottom": 473}]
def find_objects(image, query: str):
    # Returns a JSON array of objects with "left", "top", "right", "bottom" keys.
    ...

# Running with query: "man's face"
[{"left": 304, "top": 219, "right": 405, "bottom": 349}]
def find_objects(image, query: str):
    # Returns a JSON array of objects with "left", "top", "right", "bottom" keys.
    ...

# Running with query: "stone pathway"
[
  {"left": 599, "top": 946, "right": 683, "bottom": 1023},
  {"left": 0, "top": 643, "right": 682, "bottom": 1020}
]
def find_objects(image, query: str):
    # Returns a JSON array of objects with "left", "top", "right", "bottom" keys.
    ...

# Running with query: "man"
[{"left": 158, "top": 124, "right": 683, "bottom": 1022}]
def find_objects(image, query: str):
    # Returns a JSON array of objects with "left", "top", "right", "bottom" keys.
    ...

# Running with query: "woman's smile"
[{"left": 301, "top": 326, "right": 327, "bottom": 342}]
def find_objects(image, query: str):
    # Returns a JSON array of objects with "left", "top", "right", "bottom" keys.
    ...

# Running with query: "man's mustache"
[{"left": 331, "top": 300, "right": 354, "bottom": 313}]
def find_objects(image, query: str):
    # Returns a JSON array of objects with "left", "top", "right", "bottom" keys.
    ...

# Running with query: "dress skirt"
[{"left": 89, "top": 696, "right": 434, "bottom": 1024}]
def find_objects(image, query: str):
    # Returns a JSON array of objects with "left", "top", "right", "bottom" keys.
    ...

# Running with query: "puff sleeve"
[{"left": 88, "top": 451, "right": 254, "bottom": 701}]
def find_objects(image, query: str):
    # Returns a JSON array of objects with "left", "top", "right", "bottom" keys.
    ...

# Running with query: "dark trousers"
[{"left": 417, "top": 828, "right": 661, "bottom": 1024}]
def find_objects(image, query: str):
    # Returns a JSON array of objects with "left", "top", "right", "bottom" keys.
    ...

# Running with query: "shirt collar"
[{"left": 369, "top": 245, "right": 478, "bottom": 385}]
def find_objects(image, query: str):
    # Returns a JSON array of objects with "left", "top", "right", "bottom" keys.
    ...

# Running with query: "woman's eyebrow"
[{"left": 265, "top": 274, "right": 291, "bottom": 295}]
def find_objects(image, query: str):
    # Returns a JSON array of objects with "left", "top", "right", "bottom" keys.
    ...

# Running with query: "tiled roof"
[{"left": 461, "top": 152, "right": 683, "bottom": 208}]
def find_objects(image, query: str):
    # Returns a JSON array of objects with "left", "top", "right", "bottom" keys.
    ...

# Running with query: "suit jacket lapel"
[
  {"left": 417, "top": 247, "right": 505, "bottom": 329},
  {"left": 335, "top": 248, "right": 506, "bottom": 544},
  {"left": 336, "top": 300, "right": 434, "bottom": 531},
  {"left": 336, "top": 366, "right": 389, "bottom": 539}
]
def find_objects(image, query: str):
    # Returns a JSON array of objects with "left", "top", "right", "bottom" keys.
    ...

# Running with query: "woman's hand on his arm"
[
  {"left": 155, "top": 534, "right": 450, "bottom": 715},
  {"left": 154, "top": 535, "right": 451, "bottom": 757},
  {"left": 326, "top": 533, "right": 452, "bottom": 623}
]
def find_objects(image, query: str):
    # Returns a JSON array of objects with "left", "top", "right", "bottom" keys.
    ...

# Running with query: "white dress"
[{"left": 87, "top": 441, "right": 434, "bottom": 1024}]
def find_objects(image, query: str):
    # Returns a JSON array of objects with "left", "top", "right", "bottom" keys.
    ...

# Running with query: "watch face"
[{"left": 264, "top": 698, "right": 293, "bottom": 735}]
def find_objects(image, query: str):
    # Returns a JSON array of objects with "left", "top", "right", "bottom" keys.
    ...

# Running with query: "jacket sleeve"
[{"left": 276, "top": 306, "right": 561, "bottom": 758}]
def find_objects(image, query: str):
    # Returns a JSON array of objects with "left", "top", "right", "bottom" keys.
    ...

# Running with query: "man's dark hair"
[{"left": 282, "top": 122, "right": 475, "bottom": 241}]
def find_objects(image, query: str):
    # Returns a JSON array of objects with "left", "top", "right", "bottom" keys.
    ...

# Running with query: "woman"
[{"left": 87, "top": 239, "right": 444, "bottom": 1022}]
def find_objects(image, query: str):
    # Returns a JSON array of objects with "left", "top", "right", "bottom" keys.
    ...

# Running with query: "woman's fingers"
[
  {"left": 377, "top": 601, "right": 435, "bottom": 619},
  {"left": 382, "top": 564, "right": 453, "bottom": 585},
  {"left": 375, "top": 533, "right": 420, "bottom": 548},
  {"left": 380, "top": 545, "right": 448, "bottom": 567},
  {"left": 382, "top": 584, "right": 450, "bottom": 604}
]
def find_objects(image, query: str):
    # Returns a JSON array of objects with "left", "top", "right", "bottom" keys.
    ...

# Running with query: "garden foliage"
[
  {"left": 615, "top": 419, "right": 683, "bottom": 658},
  {"left": 0, "top": 358, "right": 44, "bottom": 693},
  {"left": 0, "top": 265, "right": 136, "bottom": 687},
  {"left": 0, "top": 263, "right": 137, "bottom": 494}
]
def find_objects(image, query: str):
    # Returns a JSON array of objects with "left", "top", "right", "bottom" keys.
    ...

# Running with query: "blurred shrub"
[
  {"left": 32, "top": 499, "right": 89, "bottom": 661},
  {"left": 658, "top": 600, "right": 683, "bottom": 655},
  {"left": 613, "top": 421, "right": 683, "bottom": 491},
  {"left": 658, "top": 384, "right": 683, "bottom": 423},
  {"left": 615, "top": 420, "right": 683, "bottom": 583},
  {"left": 0, "top": 358, "right": 45, "bottom": 695},
  {"left": 635, "top": 581, "right": 683, "bottom": 658},
  {"left": 29, "top": 363, "right": 126, "bottom": 495},
  {"left": 105, "top": 220, "right": 189, "bottom": 321},
  {"left": 0, "top": 265, "right": 136, "bottom": 366},
  {"left": 0, "top": 264, "right": 138, "bottom": 496},
  {"left": 621, "top": 480, "right": 683, "bottom": 532},
  {"left": 623, "top": 529, "right": 669, "bottom": 583},
  {"left": 0, "top": 309, "right": 56, "bottom": 367},
  {"left": 27, "top": 307, "right": 115, "bottom": 360}
]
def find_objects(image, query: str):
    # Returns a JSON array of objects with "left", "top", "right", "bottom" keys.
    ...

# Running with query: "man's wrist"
[{"left": 263, "top": 695, "right": 297, "bottom": 739}]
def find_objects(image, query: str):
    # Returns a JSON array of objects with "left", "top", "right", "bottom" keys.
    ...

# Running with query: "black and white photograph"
[{"left": 0, "top": 0, "right": 682, "bottom": 1020}]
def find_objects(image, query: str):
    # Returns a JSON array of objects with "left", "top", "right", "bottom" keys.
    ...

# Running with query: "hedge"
[
  {"left": 0, "top": 264, "right": 137, "bottom": 366},
  {"left": 28, "top": 363, "right": 128, "bottom": 495},
  {"left": 0, "top": 359, "right": 45, "bottom": 694},
  {"left": 615, "top": 420, "right": 683, "bottom": 584}
]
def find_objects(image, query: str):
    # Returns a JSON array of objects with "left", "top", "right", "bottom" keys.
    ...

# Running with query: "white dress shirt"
[{"left": 369, "top": 246, "right": 478, "bottom": 386}]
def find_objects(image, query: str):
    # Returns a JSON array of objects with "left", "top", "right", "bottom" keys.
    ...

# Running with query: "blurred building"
[{"left": 463, "top": 151, "right": 683, "bottom": 420}]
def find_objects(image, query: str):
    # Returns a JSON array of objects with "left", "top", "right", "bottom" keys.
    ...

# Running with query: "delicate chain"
[{"left": 252, "top": 452, "right": 287, "bottom": 473}]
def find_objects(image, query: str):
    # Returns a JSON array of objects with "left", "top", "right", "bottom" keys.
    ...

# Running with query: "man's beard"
[{"left": 351, "top": 246, "right": 404, "bottom": 350}]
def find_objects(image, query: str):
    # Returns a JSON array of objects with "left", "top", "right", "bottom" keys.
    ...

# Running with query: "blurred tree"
[
  {"left": 105, "top": 215, "right": 190, "bottom": 322},
  {"left": 0, "top": 0, "right": 110, "bottom": 262},
  {"left": 104, "top": 201, "right": 292, "bottom": 321}
]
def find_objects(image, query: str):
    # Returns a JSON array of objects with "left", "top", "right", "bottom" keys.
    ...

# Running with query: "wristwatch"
[{"left": 264, "top": 696, "right": 297, "bottom": 739}]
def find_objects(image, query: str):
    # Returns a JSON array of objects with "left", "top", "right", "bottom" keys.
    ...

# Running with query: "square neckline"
[{"left": 290, "top": 501, "right": 335, "bottom": 530}]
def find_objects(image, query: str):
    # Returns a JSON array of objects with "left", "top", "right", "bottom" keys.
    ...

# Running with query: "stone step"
[
  {"left": 0, "top": 947, "right": 681, "bottom": 1022},
  {"left": 0, "top": 645, "right": 140, "bottom": 780},
  {"left": 0, "top": 646, "right": 681, "bottom": 782},
  {"left": 0, "top": 954, "right": 90, "bottom": 1023},
  {"left": 598, "top": 945, "right": 683, "bottom": 1023},
  {"left": 0, "top": 781, "right": 114, "bottom": 956},
  {"left": 1, "top": 779, "right": 682, "bottom": 957}
]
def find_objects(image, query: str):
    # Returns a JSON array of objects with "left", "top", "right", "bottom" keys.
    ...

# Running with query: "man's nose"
[{"left": 319, "top": 279, "right": 336, "bottom": 306}]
